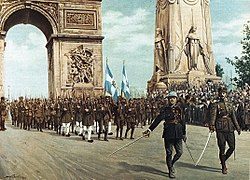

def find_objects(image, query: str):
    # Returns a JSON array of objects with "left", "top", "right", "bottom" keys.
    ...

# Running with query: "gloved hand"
[
  {"left": 143, "top": 129, "right": 151, "bottom": 137},
  {"left": 237, "top": 130, "right": 241, "bottom": 135},
  {"left": 209, "top": 126, "right": 215, "bottom": 133},
  {"left": 183, "top": 135, "right": 187, "bottom": 142}
]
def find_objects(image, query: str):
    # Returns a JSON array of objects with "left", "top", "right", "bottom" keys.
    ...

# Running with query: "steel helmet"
[{"left": 167, "top": 91, "right": 178, "bottom": 98}]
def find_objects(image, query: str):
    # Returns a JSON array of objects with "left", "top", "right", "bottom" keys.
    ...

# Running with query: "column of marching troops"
[
  {"left": 1, "top": 82, "right": 250, "bottom": 137},
  {"left": 6, "top": 95, "right": 163, "bottom": 142}
]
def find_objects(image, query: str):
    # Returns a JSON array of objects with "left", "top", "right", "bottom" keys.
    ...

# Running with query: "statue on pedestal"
[{"left": 155, "top": 28, "right": 167, "bottom": 74}]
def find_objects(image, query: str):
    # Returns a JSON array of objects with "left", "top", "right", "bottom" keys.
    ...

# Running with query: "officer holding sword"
[{"left": 143, "top": 91, "right": 186, "bottom": 179}]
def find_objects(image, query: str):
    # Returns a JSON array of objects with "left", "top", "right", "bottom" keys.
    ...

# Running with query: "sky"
[{"left": 3, "top": 0, "right": 250, "bottom": 98}]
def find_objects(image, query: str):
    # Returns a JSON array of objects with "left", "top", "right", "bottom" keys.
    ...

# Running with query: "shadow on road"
[
  {"left": 177, "top": 161, "right": 221, "bottom": 173},
  {"left": 118, "top": 162, "right": 168, "bottom": 178}
]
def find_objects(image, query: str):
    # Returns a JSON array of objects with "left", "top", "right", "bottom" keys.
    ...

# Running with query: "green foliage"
[
  {"left": 215, "top": 63, "right": 224, "bottom": 77},
  {"left": 227, "top": 21, "right": 250, "bottom": 88}
]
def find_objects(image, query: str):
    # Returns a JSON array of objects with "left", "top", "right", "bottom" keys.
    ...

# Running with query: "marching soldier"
[
  {"left": 73, "top": 98, "right": 84, "bottom": 135},
  {"left": 61, "top": 98, "right": 73, "bottom": 137},
  {"left": 243, "top": 98, "right": 250, "bottom": 131},
  {"left": 115, "top": 98, "right": 126, "bottom": 140},
  {"left": 209, "top": 87, "right": 241, "bottom": 174},
  {"left": 17, "top": 96, "right": 25, "bottom": 128},
  {"left": 124, "top": 99, "right": 137, "bottom": 139},
  {"left": 82, "top": 96, "right": 94, "bottom": 142},
  {"left": 96, "top": 98, "right": 104, "bottom": 139},
  {"left": 97, "top": 98, "right": 112, "bottom": 141},
  {"left": 145, "top": 98, "right": 152, "bottom": 125},
  {"left": 26, "top": 100, "right": 33, "bottom": 131},
  {"left": 44, "top": 99, "right": 51, "bottom": 129},
  {"left": 143, "top": 91, "right": 186, "bottom": 179},
  {"left": 50, "top": 98, "right": 57, "bottom": 131},
  {"left": 0, "top": 97, "right": 8, "bottom": 131},
  {"left": 34, "top": 99, "right": 44, "bottom": 132},
  {"left": 54, "top": 97, "right": 62, "bottom": 134},
  {"left": 10, "top": 100, "right": 18, "bottom": 126}
]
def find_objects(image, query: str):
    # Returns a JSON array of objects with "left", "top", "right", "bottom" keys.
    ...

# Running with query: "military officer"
[
  {"left": 143, "top": 91, "right": 186, "bottom": 179},
  {"left": 209, "top": 87, "right": 241, "bottom": 174}
]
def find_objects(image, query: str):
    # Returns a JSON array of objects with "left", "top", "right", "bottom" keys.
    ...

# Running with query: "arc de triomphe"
[{"left": 0, "top": 0, "right": 103, "bottom": 98}]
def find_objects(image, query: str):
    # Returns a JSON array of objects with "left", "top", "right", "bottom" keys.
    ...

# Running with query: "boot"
[
  {"left": 120, "top": 127, "right": 123, "bottom": 140},
  {"left": 98, "top": 133, "right": 101, "bottom": 140},
  {"left": 130, "top": 128, "right": 135, "bottom": 139},
  {"left": 116, "top": 128, "right": 119, "bottom": 139},
  {"left": 220, "top": 154, "right": 227, "bottom": 174},
  {"left": 104, "top": 132, "right": 108, "bottom": 141},
  {"left": 168, "top": 167, "right": 175, "bottom": 179},
  {"left": 124, "top": 129, "right": 128, "bottom": 139},
  {"left": 222, "top": 165, "right": 227, "bottom": 174}
]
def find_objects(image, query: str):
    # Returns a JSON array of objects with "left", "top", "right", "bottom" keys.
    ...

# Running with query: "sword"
[
  {"left": 108, "top": 135, "right": 144, "bottom": 157},
  {"left": 195, "top": 132, "right": 212, "bottom": 166},
  {"left": 184, "top": 141, "right": 196, "bottom": 164}
]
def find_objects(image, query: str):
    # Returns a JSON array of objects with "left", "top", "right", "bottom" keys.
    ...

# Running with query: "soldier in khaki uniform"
[
  {"left": 61, "top": 98, "right": 73, "bottom": 137},
  {"left": 35, "top": 99, "right": 44, "bottom": 132},
  {"left": 124, "top": 99, "right": 136, "bottom": 139},
  {"left": 209, "top": 87, "right": 241, "bottom": 174},
  {"left": 17, "top": 97, "right": 25, "bottom": 129},
  {"left": 83, "top": 97, "right": 94, "bottom": 142},
  {"left": 115, "top": 98, "right": 126, "bottom": 140},
  {"left": 0, "top": 97, "right": 8, "bottom": 131}
]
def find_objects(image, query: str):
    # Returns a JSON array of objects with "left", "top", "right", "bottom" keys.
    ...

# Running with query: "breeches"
[
  {"left": 216, "top": 131, "right": 235, "bottom": 155},
  {"left": 164, "top": 138, "right": 183, "bottom": 168}
]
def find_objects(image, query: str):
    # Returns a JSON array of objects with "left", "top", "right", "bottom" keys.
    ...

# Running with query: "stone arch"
[
  {"left": 0, "top": 0, "right": 104, "bottom": 98},
  {"left": 0, "top": 2, "right": 58, "bottom": 38}
]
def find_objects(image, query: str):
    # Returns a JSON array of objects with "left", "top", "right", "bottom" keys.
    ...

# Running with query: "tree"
[
  {"left": 227, "top": 21, "right": 250, "bottom": 88},
  {"left": 215, "top": 63, "right": 224, "bottom": 77}
]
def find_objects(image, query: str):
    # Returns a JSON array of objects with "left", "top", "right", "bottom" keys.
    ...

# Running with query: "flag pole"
[
  {"left": 121, "top": 60, "right": 125, "bottom": 98},
  {"left": 104, "top": 57, "right": 108, "bottom": 96}
]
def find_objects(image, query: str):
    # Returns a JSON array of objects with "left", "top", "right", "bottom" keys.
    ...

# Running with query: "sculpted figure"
[
  {"left": 185, "top": 26, "right": 213, "bottom": 74},
  {"left": 185, "top": 26, "right": 200, "bottom": 70},
  {"left": 155, "top": 28, "right": 167, "bottom": 73}
]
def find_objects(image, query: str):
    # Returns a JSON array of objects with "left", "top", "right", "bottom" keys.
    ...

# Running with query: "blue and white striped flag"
[
  {"left": 121, "top": 62, "right": 130, "bottom": 99},
  {"left": 104, "top": 62, "right": 118, "bottom": 102}
]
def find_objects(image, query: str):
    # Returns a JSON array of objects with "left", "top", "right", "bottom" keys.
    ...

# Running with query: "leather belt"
[{"left": 167, "top": 119, "right": 179, "bottom": 124}]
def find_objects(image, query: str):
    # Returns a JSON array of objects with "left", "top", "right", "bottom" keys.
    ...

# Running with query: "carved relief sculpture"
[
  {"left": 65, "top": 10, "right": 97, "bottom": 29},
  {"left": 35, "top": 2, "right": 59, "bottom": 23},
  {"left": 65, "top": 45, "right": 94, "bottom": 84}
]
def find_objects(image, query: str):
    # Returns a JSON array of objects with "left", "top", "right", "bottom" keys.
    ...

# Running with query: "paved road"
[{"left": 0, "top": 120, "right": 249, "bottom": 179}]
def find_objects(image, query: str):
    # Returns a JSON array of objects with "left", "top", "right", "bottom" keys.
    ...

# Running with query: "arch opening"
[{"left": 4, "top": 24, "right": 48, "bottom": 99}]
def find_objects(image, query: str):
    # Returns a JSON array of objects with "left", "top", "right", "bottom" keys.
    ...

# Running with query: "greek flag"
[
  {"left": 104, "top": 62, "right": 118, "bottom": 102},
  {"left": 121, "top": 63, "right": 130, "bottom": 99}
]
